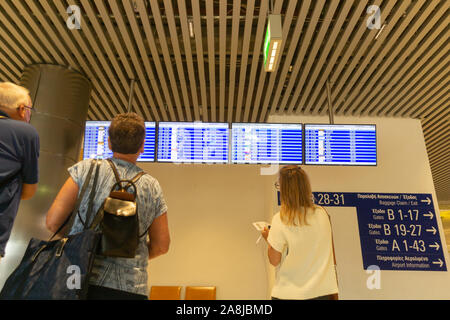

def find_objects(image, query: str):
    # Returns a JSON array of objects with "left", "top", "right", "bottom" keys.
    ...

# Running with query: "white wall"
[{"left": 140, "top": 163, "right": 275, "bottom": 300}]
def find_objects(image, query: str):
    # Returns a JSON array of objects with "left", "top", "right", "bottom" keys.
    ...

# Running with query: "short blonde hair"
[
  {"left": 0, "top": 82, "right": 31, "bottom": 111},
  {"left": 279, "top": 165, "right": 315, "bottom": 226}
]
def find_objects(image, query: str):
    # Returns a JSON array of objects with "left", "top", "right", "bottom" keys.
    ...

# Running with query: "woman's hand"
[{"left": 261, "top": 227, "right": 270, "bottom": 241}]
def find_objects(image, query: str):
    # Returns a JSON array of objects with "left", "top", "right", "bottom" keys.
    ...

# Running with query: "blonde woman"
[{"left": 262, "top": 165, "right": 338, "bottom": 300}]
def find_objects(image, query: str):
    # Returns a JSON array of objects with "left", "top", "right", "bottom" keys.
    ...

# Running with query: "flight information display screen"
[
  {"left": 157, "top": 122, "right": 229, "bottom": 163},
  {"left": 232, "top": 123, "right": 303, "bottom": 164},
  {"left": 83, "top": 121, "right": 156, "bottom": 162},
  {"left": 305, "top": 124, "right": 377, "bottom": 166}
]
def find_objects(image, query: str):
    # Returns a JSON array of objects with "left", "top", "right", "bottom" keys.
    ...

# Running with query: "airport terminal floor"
[{"left": 0, "top": 0, "right": 449, "bottom": 303}]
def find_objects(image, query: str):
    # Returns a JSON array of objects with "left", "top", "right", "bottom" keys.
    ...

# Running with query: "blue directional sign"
[{"left": 312, "top": 192, "right": 447, "bottom": 271}]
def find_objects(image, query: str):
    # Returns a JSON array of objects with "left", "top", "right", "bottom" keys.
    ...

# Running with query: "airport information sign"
[{"left": 313, "top": 192, "right": 447, "bottom": 271}]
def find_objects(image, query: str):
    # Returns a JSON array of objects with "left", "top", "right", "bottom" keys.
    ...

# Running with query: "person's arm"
[
  {"left": 46, "top": 177, "right": 79, "bottom": 234},
  {"left": 147, "top": 212, "right": 170, "bottom": 260},
  {"left": 262, "top": 227, "right": 282, "bottom": 267},
  {"left": 20, "top": 126, "right": 40, "bottom": 200},
  {"left": 267, "top": 245, "right": 282, "bottom": 267},
  {"left": 21, "top": 183, "right": 37, "bottom": 200}
]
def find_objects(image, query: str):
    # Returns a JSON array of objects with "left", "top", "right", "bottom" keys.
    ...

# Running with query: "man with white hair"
[{"left": 0, "top": 82, "right": 40, "bottom": 259}]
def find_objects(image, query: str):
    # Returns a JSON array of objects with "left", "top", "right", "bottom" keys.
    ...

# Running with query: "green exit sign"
[{"left": 263, "top": 15, "right": 283, "bottom": 72}]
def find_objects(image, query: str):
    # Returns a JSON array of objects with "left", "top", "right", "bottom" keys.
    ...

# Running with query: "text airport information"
[
  {"left": 83, "top": 121, "right": 156, "bottom": 162},
  {"left": 314, "top": 192, "right": 446, "bottom": 271}
]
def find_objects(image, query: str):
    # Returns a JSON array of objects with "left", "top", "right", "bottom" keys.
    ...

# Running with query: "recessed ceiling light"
[{"left": 189, "top": 20, "right": 194, "bottom": 38}]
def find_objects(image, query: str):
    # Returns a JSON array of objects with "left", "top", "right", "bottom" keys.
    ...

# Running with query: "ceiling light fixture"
[
  {"left": 375, "top": 23, "right": 387, "bottom": 40},
  {"left": 263, "top": 15, "right": 283, "bottom": 72},
  {"left": 188, "top": 19, "right": 195, "bottom": 38}
]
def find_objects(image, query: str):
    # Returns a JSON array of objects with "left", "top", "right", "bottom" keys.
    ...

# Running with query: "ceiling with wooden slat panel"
[{"left": 0, "top": 0, "right": 448, "bottom": 202}]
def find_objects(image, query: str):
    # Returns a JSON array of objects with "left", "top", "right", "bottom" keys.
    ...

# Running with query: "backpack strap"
[
  {"left": 106, "top": 159, "right": 121, "bottom": 185},
  {"left": 78, "top": 159, "right": 102, "bottom": 229},
  {"left": 106, "top": 159, "right": 147, "bottom": 191},
  {"left": 126, "top": 171, "right": 147, "bottom": 190}
]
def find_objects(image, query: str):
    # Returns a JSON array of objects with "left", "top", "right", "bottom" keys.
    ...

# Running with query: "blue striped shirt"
[{"left": 68, "top": 158, "right": 167, "bottom": 296}]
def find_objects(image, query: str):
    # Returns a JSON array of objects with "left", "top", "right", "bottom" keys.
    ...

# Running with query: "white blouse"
[{"left": 267, "top": 206, "right": 338, "bottom": 299}]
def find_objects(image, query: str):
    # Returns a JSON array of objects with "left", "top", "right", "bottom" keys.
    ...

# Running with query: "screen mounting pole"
[
  {"left": 326, "top": 79, "right": 334, "bottom": 125},
  {"left": 128, "top": 79, "right": 135, "bottom": 113}
]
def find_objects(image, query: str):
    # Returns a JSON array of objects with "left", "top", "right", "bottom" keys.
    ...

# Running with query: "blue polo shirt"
[{"left": 0, "top": 110, "right": 40, "bottom": 257}]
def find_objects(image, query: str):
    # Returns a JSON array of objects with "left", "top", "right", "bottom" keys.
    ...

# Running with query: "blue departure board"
[
  {"left": 305, "top": 124, "right": 377, "bottom": 166},
  {"left": 232, "top": 123, "right": 303, "bottom": 164},
  {"left": 83, "top": 121, "right": 156, "bottom": 162},
  {"left": 157, "top": 122, "right": 229, "bottom": 163}
]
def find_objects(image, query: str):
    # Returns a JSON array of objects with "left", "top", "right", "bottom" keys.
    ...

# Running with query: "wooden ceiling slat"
[
  {"left": 0, "top": 6, "right": 42, "bottom": 63},
  {"left": 287, "top": 0, "right": 339, "bottom": 115},
  {"left": 93, "top": 0, "right": 161, "bottom": 121},
  {"left": 331, "top": 0, "right": 411, "bottom": 115},
  {"left": 81, "top": 0, "right": 151, "bottom": 120},
  {"left": 0, "top": 40, "right": 27, "bottom": 73},
  {"left": 26, "top": 0, "right": 112, "bottom": 118},
  {"left": 407, "top": 79, "right": 450, "bottom": 118},
  {"left": 242, "top": 0, "right": 269, "bottom": 122},
  {"left": 60, "top": 3, "right": 131, "bottom": 116},
  {"left": 297, "top": 0, "right": 354, "bottom": 114},
  {"left": 355, "top": 2, "right": 450, "bottom": 116},
  {"left": 219, "top": 0, "right": 227, "bottom": 122},
  {"left": 389, "top": 57, "right": 450, "bottom": 119},
  {"left": 307, "top": 0, "right": 370, "bottom": 114},
  {"left": 249, "top": 0, "right": 287, "bottom": 122},
  {"left": 192, "top": 0, "right": 209, "bottom": 122},
  {"left": 263, "top": 0, "right": 312, "bottom": 118},
  {"left": 227, "top": 0, "right": 242, "bottom": 122},
  {"left": 340, "top": 0, "right": 429, "bottom": 115},
  {"left": 52, "top": 1, "right": 128, "bottom": 116},
  {"left": 422, "top": 105, "right": 450, "bottom": 132},
  {"left": 258, "top": 0, "right": 304, "bottom": 122},
  {"left": 118, "top": 0, "right": 176, "bottom": 120},
  {"left": 366, "top": 22, "right": 449, "bottom": 116},
  {"left": 354, "top": 8, "right": 445, "bottom": 117},
  {"left": 382, "top": 45, "right": 450, "bottom": 118},
  {"left": 431, "top": 172, "right": 450, "bottom": 183},
  {"left": 146, "top": 0, "right": 186, "bottom": 121},
  {"left": 177, "top": 0, "right": 201, "bottom": 121},
  {"left": 10, "top": 1, "right": 65, "bottom": 65},
  {"left": 311, "top": 0, "right": 388, "bottom": 115},
  {"left": 427, "top": 135, "right": 450, "bottom": 155},
  {"left": 280, "top": 0, "right": 347, "bottom": 115},
  {"left": 163, "top": 0, "right": 193, "bottom": 122},
  {"left": 37, "top": 0, "right": 117, "bottom": 118},
  {"left": 109, "top": 1, "right": 168, "bottom": 120},
  {"left": 0, "top": 50, "right": 21, "bottom": 77},
  {"left": 234, "top": 0, "right": 256, "bottom": 123},
  {"left": 0, "top": 63, "right": 19, "bottom": 83},
  {"left": 431, "top": 166, "right": 450, "bottom": 179},
  {"left": 425, "top": 121, "right": 450, "bottom": 149},
  {"left": 52, "top": 1, "right": 127, "bottom": 116},
  {"left": 206, "top": 0, "right": 217, "bottom": 122}
]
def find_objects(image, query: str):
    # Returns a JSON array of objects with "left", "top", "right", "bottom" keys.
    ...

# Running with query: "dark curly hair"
[{"left": 108, "top": 113, "right": 145, "bottom": 154}]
